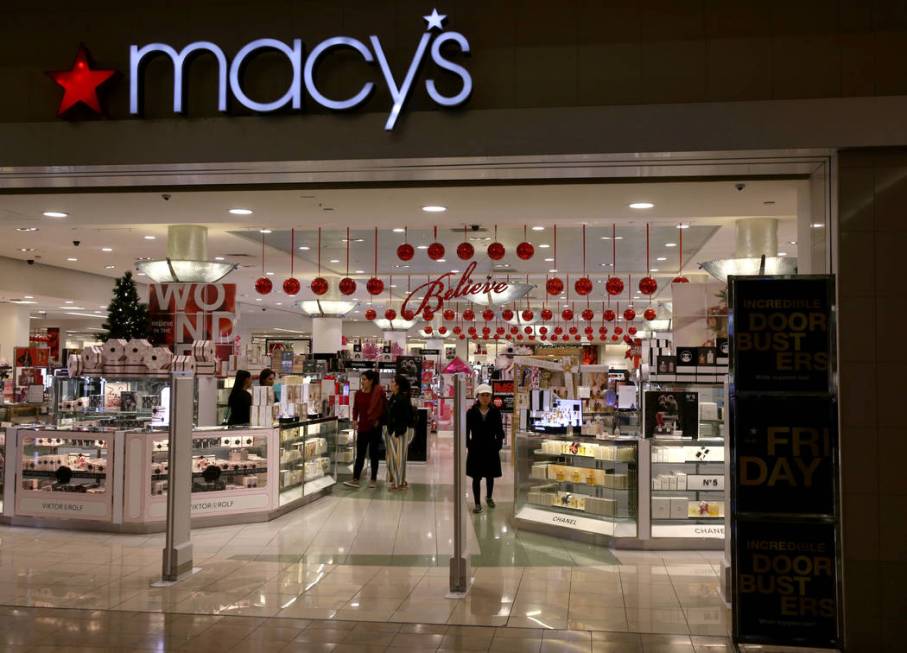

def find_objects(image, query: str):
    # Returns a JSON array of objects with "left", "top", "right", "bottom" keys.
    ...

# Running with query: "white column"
[
  {"left": 0, "top": 303, "right": 31, "bottom": 363},
  {"left": 383, "top": 331, "right": 407, "bottom": 352},
  {"left": 455, "top": 336, "right": 469, "bottom": 361},
  {"left": 425, "top": 338, "right": 444, "bottom": 352},
  {"left": 312, "top": 317, "right": 342, "bottom": 354}
]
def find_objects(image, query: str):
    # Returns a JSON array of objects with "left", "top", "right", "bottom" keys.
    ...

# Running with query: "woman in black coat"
[{"left": 466, "top": 384, "right": 504, "bottom": 513}]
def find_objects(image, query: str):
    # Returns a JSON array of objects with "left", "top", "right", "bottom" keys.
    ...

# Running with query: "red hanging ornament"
[
  {"left": 624, "top": 334, "right": 633, "bottom": 345},
  {"left": 443, "top": 308, "right": 456, "bottom": 321},
  {"left": 605, "top": 224, "right": 623, "bottom": 296},
  {"left": 438, "top": 325, "right": 448, "bottom": 335},
  {"left": 541, "top": 307, "right": 553, "bottom": 321},
  {"left": 482, "top": 326, "right": 491, "bottom": 334},
  {"left": 282, "top": 277, "right": 300, "bottom": 295},
  {"left": 585, "top": 326, "right": 594, "bottom": 335},
  {"left": 581, "top": 308, "right": 594, "bottom": 321},
  {"left": 524, "top": 325, "right": 532, "bottom": 334},
  {"left": 517, "top": 241, "right": 534, "bottom": 260},
  {"left": 311, "top": 277, "right": 329, "bottom": 296},
  {"left": 502, "top": 308, "right": 515, "bottom": 321},
  {"left": 402, "top": 309, "right": 415, "bottom": 321},
  {"left": 610, "top": 334, "right": 618, "bottom": 342},
  {"left": 510, "top": 326, "right": 519, "bottom": 335},
  {"left": 428, "top": 226, "right": 445, "bottom": 260},
  {"left": 673, "top": 275, "right": 690, "bottom": 284},
  {"left": 457, "top": 242, "right": 474, "bottom": 260},
  {"left": 453, "top": 326, "right": 462, "bottom": 335},
  {"left": 614, "top": 326, "right": 623, "bottom": 335},
  {"left": 522, "top": 309, "right": 534, "bottom": 321},
  {"left": 599, "top": 334, "right": 607, "bottom": 341},
  {"left": 546, "top": 278, "right": 563, "bottom": 295},
  {"left": 367, "top": 277, "right": 384, "bottom": 295},
  {"left": 568, "top": 325, "right": 578, "bottom": 335},
  {"left": 487, "top": 226, "right": 505, "bottom": 261},
  {"left": 606, "top": 277, "right": 624, "bottom": 296},
  {"left": 496, "top": 326, "right": 505, "bottom": 335},
  {"left": 673, "top": 223, "right": 690, "bottom": 284},
  {"left": 574, "top": 334, "right": 581, "bottom": 341},
  {"left": 539, "top": 326, "right": 548, "bottom": 335},
  {"left": 424, "top": 325, "right": 433, "bottom": 334},
  {"left": 468, "top": 325, "right": 477, "bottom": 334},
  {"left": 384, "top": 308, "right": 397, "bottom": 320},
  {"left": 482, "top": 308, "right": 495, "bottom": 321},
  {"left": 459, "top": 333, "right": 466, "bottom": 340},
  {"left": 255, "top": 277, "right": 272, "bottom": 295},
  {"left": 339, "top": 277, "right": 356, "bottom": 295},
  {"left": 516, "top": 333, "right": 524, "bottom": 341},
  {"left": 462, "top": 308, "right": 475, "bottom": 321},
  {"left": 604, "top": 309, "right": 616, "bottom": 322},
  {"left": 397, "top": 243, "right": 414, "bottom": 261},
  {"left": 554, "top": 326, "right": 564, "bottom": 335},
  {"left": 365, "top": 308, "right": 377, "bottom": 320},
  {"left": 628, "top": 326, "right": 638, "bottom": 335},
  {"left": 562, "top": 308, "right": 574, "bottom": 321},
  {"left": 644, "top": 307, "right": 657, "bottom": 321},
  {"left": 423, "top": 309, "right": 435, "bottom": 321},
  {"left": 599, "top": 326, "right": 608, "bottom": 335},
  {"left": 638, "top": 224, "right": 658, "bottom": 296},
  {"left": 505, "top": 334, "right": 513, "bottom": 340},
  {"left": 623, "top": 307, "right": 636, "bottom": 321},
  {"left": 575, "top": 277, "right": 593, "bottom": 296},
  {"left": 541, "top": 334, "right": 548, "bottom": 341}
]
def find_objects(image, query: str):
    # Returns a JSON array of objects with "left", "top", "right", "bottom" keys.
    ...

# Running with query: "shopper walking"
[
  {"left": 466, "top": 383, "right": 504, "bottom": 513},
  {"left": 344, "top": 370, "right": 386, "bottom": 489},
  {"left": 384, "top": 374, "right": 415, "bottom": 490},
  {"left": 226, "top": 370, "right": 252, "bottom": 426}
]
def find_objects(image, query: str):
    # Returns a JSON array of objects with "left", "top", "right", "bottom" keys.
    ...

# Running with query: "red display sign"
[
  {"left": 148, "top": 284, "right": 237, "bottom": 355},
  {"left": 46, "top": 327, "right": 61, "bottom": 366},
  {"left": 14, "top": 346, "right": 50, "bottom": 368}
]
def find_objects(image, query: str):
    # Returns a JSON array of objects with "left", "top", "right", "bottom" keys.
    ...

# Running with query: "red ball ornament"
[
  {"left": 438, "top": 326, "right": 448, "bottom": 335},
  {"left": 554, "top": 326, "right": 564, "bottom": 335},
  {"left": 611, "top": 334, "right": 619, "bottom": 342},
  {"left": 524, "top": 326, "right": 532, "bottom": 334},
  {"left": 459, "top": 333, "right": 466, "bottom": 340},
  {"left": 311, "top": 277, "right": 329, "bottom": 296},
  {"left": 482, "top": 309, "right": 495, "bottom": 321},
  {"left": 585, "top": 326, "right": 594, "bottom": 335},
  {"left": 569, "top": 326, "right": 578, "bottom": 335},
  {"left": 457, "top": 242, "right": 475, "bottom": 260},
  {"left": 423, "top": 309, "right": 434, "bottom": 321},
  {"left": 563, "top": 335, "right": 572, "bottom": 342},
  {"left": 516, "top": 242, "right": 534, "bottom": 260},
  {"left": 338, "top": 277, "right": 357, "bottom": 296},
  {"left": 365, "top": 308, "right": 377, "bottom": 320},
  {"left": 255, "top": 277, "right": 273, "bottom": 295},
  {"left": 541, "top": 308, "right": 553, "bottom": 321},
  {"left": 396, "top": 243, "right": 414, "bottom": 261},
  {"left": 282, "top": 277, "right": 300, "bottom": 295},
  {"left": 581, "top": 308, "right": 594, "bottom": 321},
  {"left": 628, "top": 326, "right": 638, "bottom": 335},
  {"left": 487, "top": 242, "right": 505, "bottom": 260},
  {"left": 574, "top": 334, "right": 581, "bottom": 341},
  {"left": 546, "top": 278, "right": 564, "bottom": 296},
  {"left": 506, "top": 334, "right": 513, "bottom": 341},
  {"left": 424, "top": 326, "right": 433, "bottom": 334},
  {"left": 639, "top": 276, "right": 658, "bottom": 296},
  {"left": 462, "top": 308, "right": 475, "bottom": 321},
  {"left": 482, "top": 326, "right": 491, "bottom": 334},
  {"left": 541, "top": 334, "right": 548, "bottom": 341},
  {"left": 599, "top": 326, "right": 608, "bottom": 335},
  {"left": 509, "top": 326, "right": 519, "bottom": 335},
  {"left": 468, "top": 326, "right": 477, "bottom": 334},
  {"left": 599, "top": 334, "right": 607, "bottom": 341},
  {"left": 643, "top": 307, "right": 657, "bottom": 321},
  {"left": 672, "top": 276, "right": 690, "bottom": 284},
  {"left": 443, "top": 308, "right": 456, "bottom": 321},
  {"left": 605, "top": 277, "right": 625, "bottom": 296},
  {"left": 516, "top": 334, "right": 524, "bottom": 341},
  {"left": 496, "top": 326, "right": 505, "bottom": 335},
  {"left": 623, "top": 308, "right": 636, "bottom": 321},
  {"left": 614, "top": 326, "right": 623, "bottom": 335},
  {"left": 562, "top": 308, "right": 574, "bottom": 321},
  {"left": 539, "top": 326, "right": 548, "bottom": 335},
  {"left": 522, "top": 309, "right": 534, "bottom": 321},
  {"left": 624, "top": 334, "right": 633, "bottom": 345},
  {"left": 575, "top": 276, "right": 593, "bottom": 296},
  {"left": 402, "top": 309, "right": 415, "bottom": 321},
  {"left": 494, "top": 333, "right": 501, "bottom": 340},
  {"left": 366, "top": 277, "right": 384, "bottom": 295},
  {"left": 453, "top": 326, "right": 462, "bottom": 335},
  {"left": 428, "top": 242, "right": 445, "bottom": 261},
  {"left": 384, "top": 308, "right": 397, "bottom": 320},
  {"left": 604, "top": 309, "right": 616, "bottom": 322},
  {"left": 502, "top": 308, "right": 515, "bottom": 321}
]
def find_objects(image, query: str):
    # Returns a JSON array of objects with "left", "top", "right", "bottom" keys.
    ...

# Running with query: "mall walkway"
[{"left": 0, "top": 436, "right": 794, "bottom": 652}]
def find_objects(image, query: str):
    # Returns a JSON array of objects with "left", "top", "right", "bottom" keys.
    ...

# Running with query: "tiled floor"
[{"left": 0, "top": 435, "right": 749, "bottom": 651}]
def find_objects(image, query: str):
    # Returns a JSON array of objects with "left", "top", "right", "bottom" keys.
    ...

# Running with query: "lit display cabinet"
[
  {"left": 277, "top": 418, "right": 337, "bottom": 506},
  {"left": 51, "top": 374, "right": 170, "bottom": 429},
  {"left": 514, "top": 431, "right": 639, "bottom": 539}
]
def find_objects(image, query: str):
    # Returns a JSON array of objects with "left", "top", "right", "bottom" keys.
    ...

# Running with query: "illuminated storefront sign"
[{"left": 128, "top": 8, "right": 470, "bottom": 130}]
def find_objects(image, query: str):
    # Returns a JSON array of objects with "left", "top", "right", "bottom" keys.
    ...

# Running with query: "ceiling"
[{"left": 0, "top": 179, "right": 804, "bottom": 322}]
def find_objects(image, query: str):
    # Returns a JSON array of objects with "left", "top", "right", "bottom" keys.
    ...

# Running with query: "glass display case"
[
  {"left": 278, "top": 417, "right": 337, "bottom": 506},
  {"left": 514, "top": 430, "right": 639, "bottom": 538},
  {"left": 51, "top": 374, "right": 169, "bottom": 429}
]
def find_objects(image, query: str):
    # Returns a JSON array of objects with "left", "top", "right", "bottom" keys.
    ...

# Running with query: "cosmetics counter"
[
  {"left": 509, "top": 356, "right": 726, "bottom": 549},
  {"left": 1, "top": 416, "right": 339, "bottom": 531}
]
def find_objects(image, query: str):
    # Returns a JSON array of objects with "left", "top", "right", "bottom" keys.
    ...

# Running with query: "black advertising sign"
[
  {"left": 734, "top": 396, "right": 838, "bottom": 516},
  {"left": 735, "top": 520, "right": 840, "bottom": 647},
  {"left": 395, "top": 356, "right": 422, "bottom": 398},
  {"left": 643, "top": 391, "right": 699, "bottom": 438},
  {"left": 730, "top": 277, "right": 833, "bottom": 393},
  {"left": 729, "top": 275, "right": 841, "bottom": 649}
]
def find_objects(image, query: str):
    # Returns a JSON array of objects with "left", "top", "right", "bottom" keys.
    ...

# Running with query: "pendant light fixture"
[
  {"left": 283, "top": 228, "right": 301, "bottom": 295},
  {"left": 137, "top": 225, "right": 237, "bottom": 283}
]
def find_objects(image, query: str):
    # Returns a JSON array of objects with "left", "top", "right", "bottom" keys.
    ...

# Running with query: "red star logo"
[{"left": 47, "top": 46, "right": 116, "bottom": 116}]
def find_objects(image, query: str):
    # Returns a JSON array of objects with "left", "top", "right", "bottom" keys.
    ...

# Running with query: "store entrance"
[{"left": 0, "top": 152, "right": 834, "bottom": 637}]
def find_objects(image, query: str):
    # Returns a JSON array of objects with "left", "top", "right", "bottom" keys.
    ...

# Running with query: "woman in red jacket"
[{"left": 344, "top": 370, "right": 387, "bottom": 489}]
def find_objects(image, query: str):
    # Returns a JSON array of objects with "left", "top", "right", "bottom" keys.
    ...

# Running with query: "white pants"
[{"left": 384, "top": 428, "right": 413, "bottom": 485}]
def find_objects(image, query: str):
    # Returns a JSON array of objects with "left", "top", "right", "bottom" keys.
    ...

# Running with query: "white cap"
[{"left": 475, "top": 384, "right": 493, "bottom": 396}]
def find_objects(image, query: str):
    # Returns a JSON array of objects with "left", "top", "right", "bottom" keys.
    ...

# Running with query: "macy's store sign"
[{"left": 49, "top": 9, "right": 470, "bottom": 130}]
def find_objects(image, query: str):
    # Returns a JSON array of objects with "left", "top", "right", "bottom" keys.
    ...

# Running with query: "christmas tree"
[{"left": 101, "top": 271, "right": 151, "bottom": 341}]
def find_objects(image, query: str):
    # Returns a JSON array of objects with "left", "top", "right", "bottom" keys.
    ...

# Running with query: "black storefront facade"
[{"left": 2, "top": 2, "right": 906, "bottom": 651}]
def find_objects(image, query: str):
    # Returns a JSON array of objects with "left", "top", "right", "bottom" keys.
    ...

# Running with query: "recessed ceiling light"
[
  {"left": 437, "top": 258, "right": 446, "bottom": 263},
  {"left": 67, "top": 257, "right": 78, "bottom": 262},
  {"left": 421, "top": 205, "right": 446, "bottom": 213},
  {"left": 549, "top": 268, "right": 558, "bottom": 273},
  {"left": 144, "top": 235, "right": 156, "bottom": 240},
  {"left": 656, "top": 257, "right": 667, "bottom": 261},
  {"left": 259, "top": 229, "right": 272, "bottom": 234},
  {"left": 392, "top": 228, "right": 405, "bottom": 233},
  {"left": 544, "top": 257, "right": 554, "bottom": 262},
  {"left": 538, "top": 244, "right": 550, "bottom": 248},
  {"left": 18, "top": 248, "right": 35, "bottom": 252},
  {"left": 24, "top": 295, "right": 34, "bottom": 299},
  {"left": 789, "top": 240, "right": 797, "bottom": 245},
  {"left": 389, "top": 284, "right": 397, "bottom": 288},
  {"left": 451, "top": 269, "right": 459, "bottom": 273},
  {"left": 531, "top": 226, "right": 545, "bottom": 231},
  {"left": 101, "top": 247, "right": 113, "bottom": 252},
  {"left": 649, "top": 268, "right": 659, "bottom": 272},
  {"left": 137, "top": 272, "right": 146, "bottom": 276},
  {"left": 43, "top": 211, "right": 68, "bottom": 218},
  {"left": 266, "top": 271, "right": 275, "bottom": 276},
  {"left": 229, "top": 208, "right": 253, "bottom": 215},
  {"left": 298, "top": 245, "right": 310, "bottom": 250},
  {"left": 94, "top": 311, "right": 103, "bottom": 314},
  {"left": 601, "top": 236, "right": 611, "bottom": 240},
  {"left": 778, "top": 252, "right": 788, "bottom": 257},
  {"left": 329, "top": 259, "right": 340, "bottom": 264},
  {"left": 416, "top": 245, "right": 428, "bottom": 250},
  {"left": 16, "top": 227, "right": 38, "bottom": 232},
  {"left": 811, "top": 223, "right": 825, "bottom": 229},
  {"left": 676, "top": 224, "right": 690, "bottom": 230},
  {"left": 276, "top": 302, "right": 283, "bottom": 305},
  {"left": 65, "top": 301, "right": 73, "bottom": 304},
  {"left": 255, "top": 298, "right": 262, "bottom": 302},
  {"left": 104, "top": 265, "right": 115, "bottom": 269},
  {"left": 629, "top": 202, "right": 654, "bottom": 210},
  {"left": 214, "top": 256, "right": 225, "bottom": 261},
  {"left": 664, "top": 242, "right": 677, "bottom": 247},
  {"left": 355, "top": 270, "right": 365, "bottom": 274}
]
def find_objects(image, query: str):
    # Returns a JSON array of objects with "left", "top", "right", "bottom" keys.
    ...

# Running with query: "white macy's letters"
[{"left": 128, "top": 14, "right": 471, "bottom": 130}]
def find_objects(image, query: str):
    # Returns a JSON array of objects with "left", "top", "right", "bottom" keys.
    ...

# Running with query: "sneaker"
[
  {"left": 473, "top": 504, "right": 483, "bottom": 514},
  {"left": 368, "top": 480, "right": 377, "bottom": 488},
  {"left": 343, "top": 480, "right": 360, "bottom": 488},
  {"left": 486, "top": 498, "right": 496, "bottom": 508}
]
